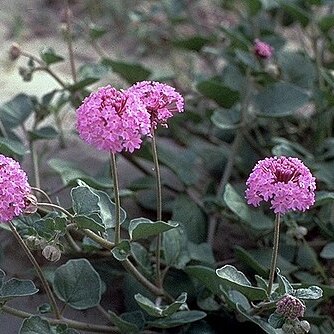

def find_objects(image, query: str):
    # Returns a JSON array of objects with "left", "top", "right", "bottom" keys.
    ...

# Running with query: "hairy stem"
[
  {"left": 65, "top": 0, "right": 77, "bottom": 82},
  {"left": 151, "top": 133, "right": 163, "bottom": 288},
  {"left": 122, "top": 259, "right": 173, "bottom": 303},
  {"left": 267, "top": 213, "right": 281, "bottom": 297},
  {"left": 110, "top": 152, "right": 121, "bottom": 244},
  {"left": 9, "top": 222, "right": 61, "bottom": 319}
]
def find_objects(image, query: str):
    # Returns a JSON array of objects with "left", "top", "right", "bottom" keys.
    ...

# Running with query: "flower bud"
[
  {"left": 42, "top": 245, "right": 61, "bottom": 262},
  {"left": 253, "top": 39, "right": 274, "bottom": 59},
  {"left": 9, "top": 43, "right": 21, "bottom": 61},
  {"left": 24, "top": 194, "right": 38, "bottom": 214},
  {"left": 276, "top": 295, "right": 305, "bottom": 320}
]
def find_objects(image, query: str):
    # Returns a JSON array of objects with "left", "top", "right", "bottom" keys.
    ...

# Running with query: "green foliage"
[{"left": 53, "top": 259, "right": 102, "bottom": 310}]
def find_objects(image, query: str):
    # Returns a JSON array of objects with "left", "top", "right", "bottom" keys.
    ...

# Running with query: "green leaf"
[
  {"left": 29, "top": 126, "right": 58, "bottom": 141},
  {"left": 157, "top": 144, "right": 199, "bottom": 186},
  {"left": 147, "top": 310, "right": 206, "bottom": 329},
  {"left": 0, "top": 137, "right": 27, "bottom": 157},
  {"left": 53, "top": 259, "right": 102, "bottom": 310},
  {"left": 111, "top": 240, "right": 131, "bottom": 261},
  {"left": 268, "top": 312, "right": 285, "bottom": 329},
  {"left": 223, "top": 184, "right": 272, "bottom": 231},
  {"left": 80, "top": 182, "right": 127, "bottom": 228},
  {"left": 185, "top": 265, "right": 222, "bottom": 295},
  {"left": 318, "top": 14, "right": 334, "bottom": 32},
  {"left": 187, "top": 242, "right": 215, "bottom": 265},
  {"left": 0, "top": 278, "right": 39, "bottom": 301},
  {"left": 280, "top": 1, "right": 310, "bottom": 27},
  {"left": 277, "top": 51, "right": 316, "bottom": 89},
  {"left": 162, "top": 226, "right": 190, "bottom": 269},
  {"left": 101, "top": 58, "right": 151, "bottom": 84},
  {"left": 196, "top": 79, "right": 240, "bottom": 108},
  {"left": 20, "top": 316, "right": 52, "bottom": 334},
  {"left": 67, "top": 77, "right": 100, "bottom": 92},
  {"left": 48, "top": 158, "right": 112, "bottom": 188},
  {"left": 254, "top": 82, "right": 310, "bottom": 117},
  {"left": 276, "top": 269, "right": 294, "bottom": 296},
  {"left": 294, "top": 286, "right": 323, "bottom": 300},
  {"left": 235, "top": 246, "right": 298, "bottom": 276},
  {"left": 0, "top": 94, "right": 34, "bottom": 128},
  {"left": 71, "top": 186, "right": 100, "bottom": 215},
  {"left": 211, "top": 107, "right": 241, "bottom": 131},
  {"left": 216, "top": 265, "right": 267, "bottom": 301},
  {"left": 315, "top": 191, "right": 334, "bottom": 207},
  {"left": 131, "top": 242, "right": 152, "bottom": 276},
  {"left": 73, "top": 214, "right": 105, "bottom": 232},
  {"left": 89, "top": 24, "right": 107, "bottom": 40},
  {"left": 320, "top": 242, "right": 334, "bottom": 259},
  {"left": 134, "top": 292, "right": 187, "bottom": 317},
  {"left": 236, "top": 304, "right": 277, "bottom": 334},
  {"left": 129, "top": 218, "right": 178, "bottom": 241},
  {"left": 77, "top": 63, "right": 108, "bottom": 82},
  {"left": 171, "top": 195, "right": 206, "bottom": 243},
  {"left": 40, "top": 47, "right": 64, "bottom": 65},
  {"left": 246, "top": 0, "right": 262, "bottom": 15},
  {"left": 172, "top": 36, "right": 212, "bottom": 52},
  {"left": 108, "top": 311, "right": 139, "bottom": 334}
]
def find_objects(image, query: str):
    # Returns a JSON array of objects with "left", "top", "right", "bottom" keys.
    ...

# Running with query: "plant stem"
[
  {"left": 82, "top": 229, "right": 115, "bottom": 250},
  {"left": 267, "top": 213, "right": 281, "bottom": 297},
  {"left": 65, "top": 0, "right": 77, "bottom": 83},
  {"left": 38, "top": 202, "right": 115, "bottom": 250},
  {"left": 37, "top": 202, "right": 74, "bottom": 218},
  {"left": 110, "top": 152, "right": 121, "bottom": 244},
  {"left": 122, "top": 259, "right": 173, "bottom": 303},
  {"left": 8, "top": 222, "right": 61, "bottom": 319},
  {"left": 2, "top": 305, "right": 119, "bottom": 333},
  {"left": 31, "top": 187, "right": 52, "bottom": 203},
  {"left": 151, "top": 132, "right": 163, "bottom": 288},
  {"left": 30, "top": 141, "right": 41, "bottom": 190}
]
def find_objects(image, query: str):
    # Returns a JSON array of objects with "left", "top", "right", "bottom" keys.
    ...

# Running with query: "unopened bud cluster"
[{"left": 276, "top": 295, "right": 305, "bottom": 320}]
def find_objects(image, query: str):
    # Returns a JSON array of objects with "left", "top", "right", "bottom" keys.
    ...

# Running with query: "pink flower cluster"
[
  {"left": 0, "top": 155, "right": 31, "bottom": 222},
  {"left": 276, "top": 295, "right": 305, "bottom": 320},
  {"left": 76, "top": 81, "right": 184, "bottom": 153},
  {"left": 76, "top": 85, "right": 150, "bottom": 153},
  {"left": 245, "top": 156, "right": 316, "bottom": 214},
  {"left": 127, "top": 81, "right": 184, "bottom": 130},
  {"left": 253, "top": 39, "right": 274, "bottom": 59}
]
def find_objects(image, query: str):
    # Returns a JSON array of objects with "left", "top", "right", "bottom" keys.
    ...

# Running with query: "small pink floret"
[
  {"left": 0, "top": 155, "right": 31, "bottom": 222},
  {"left": 245, "top": 156, "right": 316, "bottom": 214},
  {"left": 253, "top": 39, "right": 274, "bottom": 59}
]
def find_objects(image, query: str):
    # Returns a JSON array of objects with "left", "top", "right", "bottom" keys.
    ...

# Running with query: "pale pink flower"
[
  {"left": 253, "top": 39, "right": 273, "bottom": 59},
  {"left": 76, "top": 85, "right": 151, "bottom": 153},
  {"left": 126, "top": 81, "right": 184, "bottom": 131},
  {"left": 245, "top": 156, "right": 316, "bottom": 214},
  {"left": 276, "top": 295, "right": 305, "bottom": 320},
  {"left": 0, "top": 155, "right": 32, "bottom": 222}
]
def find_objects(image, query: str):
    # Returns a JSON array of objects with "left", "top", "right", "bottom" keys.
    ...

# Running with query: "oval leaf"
[
  {"left": 53, "top": 259, "right": 102, "bottom": 310},
  {"left": 216, "top": 265, "right": 267, "bottom": 301},
  {"left": 255, "top": 82, "right": 310, "bottom": 117},
  {"left": 129, "top": 218, "right": 178, "bottom": 241}
]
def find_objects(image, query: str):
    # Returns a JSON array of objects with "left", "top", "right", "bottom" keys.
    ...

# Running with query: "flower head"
[
  {"left": 126, "top": 81, "right": 184, "bottom": 131},
  {"left": 76, "top": 85, "right": 151, "bottom": 153},
  {"left": 253, "top": 39, "right": 273, "bottom": 59},
  {"left": 245, "top": 156, "right": 316, "bottom": 214},
  {"left": 276, "top": 295, "right": 305, "bottom": 320},
  {"left": 0, "top": 155, "right": 32, "bottom": 222}
]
